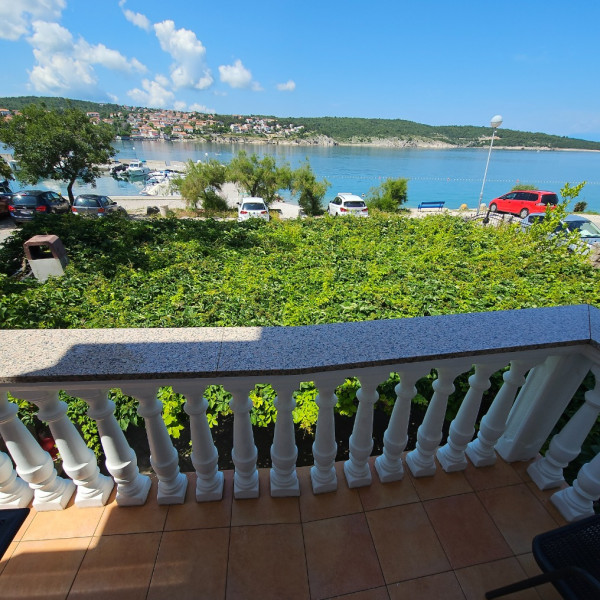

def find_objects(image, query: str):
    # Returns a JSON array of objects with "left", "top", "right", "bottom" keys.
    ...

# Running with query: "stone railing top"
[{"left": 1, "top": 304, "right": 599, "bottom": 384}]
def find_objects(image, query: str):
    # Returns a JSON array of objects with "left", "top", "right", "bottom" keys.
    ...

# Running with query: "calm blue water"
[{"left": 15, "top": 140, "right": 600, "bottom": 211}]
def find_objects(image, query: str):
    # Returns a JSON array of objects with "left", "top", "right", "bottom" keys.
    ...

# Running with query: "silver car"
[
  {"left": 72, "top": 194, "right": 127, "bottom": 217},
  {"left": 237, "top": 198, "right": 270, "bottom": 222}
]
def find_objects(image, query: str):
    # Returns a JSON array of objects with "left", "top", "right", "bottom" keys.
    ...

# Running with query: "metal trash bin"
[{"left": 23, "top": 235, "right": 69, "bottom": 282}]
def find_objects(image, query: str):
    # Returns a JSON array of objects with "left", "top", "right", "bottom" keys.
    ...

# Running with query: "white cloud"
[
  {"left": 127, "top": 78, "right": 175, "bottom": 108},
  {"left": 173, "top": 100, "right": 187, "bottom": 111},
  {"left": 122, "top": 7, "right": 151, "bottom": 32},
  {"left": 277, "top": 80, "right": 296, "bottom": 92},
  {"left": 189, "top": 102, "right": 216, "bottom": 114},
  {"left": 0, "top": 0, "right": 65, "bottom": 40},
  {"left": 219, "top": 59, "right": 261, "bottom": 91}
]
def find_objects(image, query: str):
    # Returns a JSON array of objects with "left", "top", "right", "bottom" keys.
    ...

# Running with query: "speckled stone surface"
[{"left": 1, "top": 305, "right": 598, "bottom": 384}]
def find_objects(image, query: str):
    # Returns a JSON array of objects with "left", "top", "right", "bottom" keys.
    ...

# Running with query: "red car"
[{"left": 488, "top": 190, "right": 558, "bottom": 218}]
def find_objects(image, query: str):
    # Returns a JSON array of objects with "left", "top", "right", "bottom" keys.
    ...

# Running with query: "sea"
[{"left": 9, "top": 139, "right": 600, "bottom": 211}]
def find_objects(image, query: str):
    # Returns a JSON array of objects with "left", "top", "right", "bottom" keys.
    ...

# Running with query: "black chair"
[
  {"left": 486, "top": 514, "right": 600, "bottom": 599},
  {"left": 0, "top": 508, "right": 30, "bottom": 560}
]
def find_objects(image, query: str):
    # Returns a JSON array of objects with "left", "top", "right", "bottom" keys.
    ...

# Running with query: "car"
[
  {"left": 0, "top": 180, "right": 12, "bottom": 217},
  {"left": 72, "top": 194, "right": 127, "bottom": 217},
  {"left": 488, "top": 190, "right": 558, "bottom": 218},
  {"left": 328, "top": 193, "right": 369, "bottom": 217},
  {"left": 237, "top": 197, "right": 270, "bottom": 222},
  {"left": 520, "top": 213, "right": 600, "bottom": 247},
  {"left": 8, "top": 190, "right": 71, "bottom": 224}
]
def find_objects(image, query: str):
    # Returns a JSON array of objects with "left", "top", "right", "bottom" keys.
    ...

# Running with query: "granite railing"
[{"left": 1, "top": 304, "right": 600, "bottom": 522}]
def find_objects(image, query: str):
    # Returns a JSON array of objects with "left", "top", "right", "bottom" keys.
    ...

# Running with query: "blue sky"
[{"left": 2, "top": 0, "right": 600, "bottom": 140}]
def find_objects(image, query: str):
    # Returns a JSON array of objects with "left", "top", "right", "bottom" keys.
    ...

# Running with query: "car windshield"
[
  {"left": 565, "top": 220, "right": 600, "bottom": 237},
  {"left": 76, "top": 197, "right": 99, "bottom": 207},
  {"left": 12, "top": 194, "right": 39, "bottom": 205},
  {"left": 242, "top": 202, "right": 266, "bottom": 211},
  {"left": 541, "top": 194, "right": 558, "bottom": 205},
  {"left": 343, "top": 201, "right": 366, "bottom": 208}
]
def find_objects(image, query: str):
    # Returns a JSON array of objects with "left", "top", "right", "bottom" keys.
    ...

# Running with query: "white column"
[
  {"left": 375, "top": 369, "right": 425, "bottom": 483},
  {"left": 228, "top": 381, "right": 259, "bottom": 499},
  {"left": 310, "top": 380, "right": 338, "bottom": 494},
  {"left": 0, "top": 390, "right": 74, "bottom": 511},
  {"left": 0, "top": 450, "right": 33, "bottom": 508},
  {"left": 76, "top": 388, "right": 151, "bottom": 506},
  {"left": 528, "top": 366, "right": 600, "bottom": 490},
  {"left": 437, "top": 363, "right": 500, "bottom": 472},
  {"left": 125, "top": 385, "right": 187, "bottom": 505},
  {"left": 270, "top": 380, "right": 300, "bottom": 497},
  {"left": 406, "top": 366, "right": 462, "bottom": 477},
  {"left": 178, "top": 384, "right": 223, "bottom": 502},
  {"left": 466, "top": 360, "right": 533, "bottom": 467},
  {"left": 22, "top": 390, "right": 114, "bottom": 508},
  {"left": 344, "top": 373, "right": 382, "bottom": 488},
  {"left": 551, "top": 451, "right": 600, "bottom": 521}
]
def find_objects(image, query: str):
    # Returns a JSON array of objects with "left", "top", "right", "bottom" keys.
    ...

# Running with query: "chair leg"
[{"left": 485, "top": 572, "right": 556, "bottom": 598}]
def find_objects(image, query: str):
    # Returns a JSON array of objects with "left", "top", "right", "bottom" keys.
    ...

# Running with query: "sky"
[{"left": 2, "top": 0, "right": 600, "bottom": 141}]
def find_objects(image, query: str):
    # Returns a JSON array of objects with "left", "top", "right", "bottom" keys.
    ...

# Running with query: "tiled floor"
[{"left": 0, "top": 456, "right": 566, "bottom": 600}]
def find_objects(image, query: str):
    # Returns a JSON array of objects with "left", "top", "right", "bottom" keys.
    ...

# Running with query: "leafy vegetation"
[
  {"left": 175, "top": 159, "right": 228, "bottom": 212},
  {"left": 367, "top": 178, "right": 408, "bottom": 212}
]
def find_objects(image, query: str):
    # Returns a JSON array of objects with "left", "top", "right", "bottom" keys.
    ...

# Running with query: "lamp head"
[{"left": 490, "top": 115, "right": 503, "bottom": 128}]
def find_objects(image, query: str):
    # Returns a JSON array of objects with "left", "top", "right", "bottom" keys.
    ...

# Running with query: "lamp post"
[{"left": 477, "top": 115, "right": 503, "bottom": 215}]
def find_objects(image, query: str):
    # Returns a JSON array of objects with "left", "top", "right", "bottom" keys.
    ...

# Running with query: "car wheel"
[
  {"left": 519, "top": 208, "right": 529, "bottom": 218},
  {"left": 489, "top": 203, "right": 498, "bottom": 213}
]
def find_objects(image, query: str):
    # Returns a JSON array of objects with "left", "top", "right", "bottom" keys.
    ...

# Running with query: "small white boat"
[{"left": 126, "top": 160, "right": 150, "bottom": 176}]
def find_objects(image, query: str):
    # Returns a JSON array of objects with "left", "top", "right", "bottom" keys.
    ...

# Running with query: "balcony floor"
[{"left": 0, "top": 456, "right": 565, "bottom": 600}]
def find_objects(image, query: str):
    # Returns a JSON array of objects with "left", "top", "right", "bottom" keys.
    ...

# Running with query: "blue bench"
[{"left": 418, "top": 201, "right": 445, "bottom": 212}]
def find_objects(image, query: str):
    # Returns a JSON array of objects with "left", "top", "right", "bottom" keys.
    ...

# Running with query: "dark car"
[
  {"left": 8, "top": 190, "right": 71, "bottom": 224},
  {"left": 72, "top": 194, "right": 127, "bottom": 217},
  {"left": 0, "top": 180, "right": 12, "bottom": 217}
]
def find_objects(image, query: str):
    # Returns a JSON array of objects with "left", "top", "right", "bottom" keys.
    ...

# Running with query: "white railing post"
[
  {"left": 437, "top": 363, "right": 501, "bottom": 472},
  {"left": 0, "top": 450, "right": 33, "bottom": 508},
  {"left": 406, "top": 365, "right": 465, "bottom": 477},
  {"left": 228, "top": 382, "right": 259, "bottom": 499},
  {"left": 270, "top": 380, "right": 300, "bottom": 497},
  {"left": 76, "top": 388, "right": 151, "bottom": 506},
  {"left": 528, "top": 366, "right": 600, "bottom": 490},
  {"left": 375, "top": 369, "right": 425, "bottom": 483},
  {"left": 466, "top": 360, "right": 533, "bottom": 467},
  {"left": 22, "top": 390, "right": 114, "bottom": 508},
  {"left": 310, "top": 379, "right": 339, "bottom": 494},
  {"left": 0, "top": 390, "right": 74, "bottom": 510},
  {"left": 177, "top": 383, "right": 223, "bottom": 502},
  {"left": 123, "top": 384, "right": 187, "bottom": 505},
  {"left": 551, "top": 451, "right": 600, "bottom": 521}
]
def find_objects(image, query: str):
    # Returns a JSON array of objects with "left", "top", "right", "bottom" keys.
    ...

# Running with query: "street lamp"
[{"left": 477, "top": 114, "right": 503, "bottom": 215}]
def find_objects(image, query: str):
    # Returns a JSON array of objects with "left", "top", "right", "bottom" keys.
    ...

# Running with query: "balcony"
[{"left": 1, "top": 304, "right": 600, "bottom": 599}]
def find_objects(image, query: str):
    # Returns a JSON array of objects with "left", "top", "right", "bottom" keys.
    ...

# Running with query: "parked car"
[
  {"left": 328, "top": 193, "right": 369, "bottom": 217},
  {"left": 520, "top": 213, "right": 600, "bottom": 247},
  {"left": 8, "top": 190, "right": 70, "bottom": 224},
  {"left": 488, "top": 190, "right": 558, "bottom": 218},
  {"left": 72, "top": 194, "right": 127, "bottom": 217},
  {"left": 237, "top": 198, "right": 270, "bottom": 222},
  {"left": 0, "top": 181, "right": 12, "bottom": 217}
]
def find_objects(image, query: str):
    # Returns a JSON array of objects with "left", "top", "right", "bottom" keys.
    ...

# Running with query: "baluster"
[
  {"left": 437, "top": 363, "right": 501, "bottom": 472},
  {"left": 528, "top": 367, "right": 600, "bottom": 490},
  {"left": 406, "top": 366, "right": 463, "bottom": 477},
  {"left": 229, "top": 382, "right": 259, "bottom": 499},
  {"left": 375, "top": 370, "right": 425, "bottom": 483},
  {"left": 0, "top": 390, "right": 74, "bottom": 510},
  {"left": 0, "top": 450, "right": 33, "bottom": 508},
  {"left": 466, "top": 360, "right": 533, "bottom": 467},
  {"left": 310, "top": 379, "right": 339, "bottom": 494},
  {"left": 270, "top": 380, "right": 300, "bottom": 497},
  {"left": 551, "top": 451, "right": 600, "bottom": 521},
  {"left": 123, "top": 384, "right": 187, "bottom": 505},
  {"left": 75, "top": 388, "right": 151, "bottom": 506},
  {"left": 344, "top": 372, "right": 383, "bottom": 488},
  {"left": 176, "top": 383, "right": 223, "bottom": 502},
  {"left": 21, "top": 390, "right": 114, "bottom": 508}
]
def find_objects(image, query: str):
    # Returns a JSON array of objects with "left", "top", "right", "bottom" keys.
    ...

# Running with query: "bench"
[{"left": 418, "top": 201, "right": 445, "bottom": 212}]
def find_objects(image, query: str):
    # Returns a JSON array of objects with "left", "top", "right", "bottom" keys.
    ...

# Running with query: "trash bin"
[{"left": 23, "top": 235, "right": 69, "bottom": 282}]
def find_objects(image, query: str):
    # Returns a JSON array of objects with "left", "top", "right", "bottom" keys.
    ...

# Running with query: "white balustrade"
[
  {"left": 228, "top": 382, "right": 259, "bottom": 499},
  {"left": 0, "top": 390, "right": 74, "bottom": 510},
  {"left": 437, "top": 363, "right": 501, "bottom": 472},
  {"left": 0, "top": 450, "right": 33, "bottom": 508}
]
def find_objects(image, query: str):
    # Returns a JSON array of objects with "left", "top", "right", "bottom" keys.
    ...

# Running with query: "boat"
[{"left": 126, "top": 160, "right": 150, "bottom": 176}]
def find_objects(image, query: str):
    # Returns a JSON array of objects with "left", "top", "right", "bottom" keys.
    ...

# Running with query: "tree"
[
  {"left": 511, "top": 183, "right": 538, "bottom": 191},
  {"left": 367, "top": 177, "right": 408, "bottom": 212},
  {"left": 226, "top": 151, "right": 292, "bottom": 206},
  {"left": 0, "top": 103, "right": 115, "bottom": 204},
  {"left": 175, "top": 159, "right": 228, "bottom": 212},
  {"left": 0, "top": 157, "right": 12, "bottom": 182},
  {"left": 290, "top": 160, "right": 329, "bottom": 216}
]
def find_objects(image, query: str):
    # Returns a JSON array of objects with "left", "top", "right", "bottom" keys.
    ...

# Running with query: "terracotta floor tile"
[
  {"left": 0, "top": 542, "right": 17, "bottom": 576},
  {"left": 463, "top": 456, "right": 522, "bottom": 491},
  {"left": 516, "top": 553, "right": 562, "bottom": 600},
  {"left": 388, "top": 571, "right": 465, "bottom": 600},
  {"left": 509, "top": 457, "right": 540, "bottom": 482},
  {"left": 455, "top": 557, "right": 539, "bottom": 600},
  {"left": 408, "top": 459, "right": 473, "bottom": 501},
  {"left": 164, "top": 470, "right": 232, "bottom": 531},
  {"left": 231, "top": 468, "right": 300, "bottom": 525},
  {"left": 303, "top": 513, "right": 384, "bottom": 600},
  {"left": 227, "top": 524, "right": 309, "bottom": 600},
  {"left": 148, "top": 528, "right": 229, "bottom": 600},
  {"left": 327, "top": 587, "right": 390, "bottom": 600},
  {"left": 478, "top": 484, "right": 559, "bottom": 554},
  {"left": 68, "top": 532, "right": 161, "bottom": 600},
  {"left": 367, "top": 503, "right": 450, "bottom": 584},
  {"left": 298, "top": 462, "right": 363, "bottom": 523},
  {"left": 424, "top": 493, "right": 512, "bottom": 569},
  {"left": 0, "top": 537, "right": 91, "bottom": 600},
  {"left": 525, "top": 482, "right": 569, "bottom": 527},
  {"left": 10, "top": 509, "right": 35, "bottom": 543}
]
